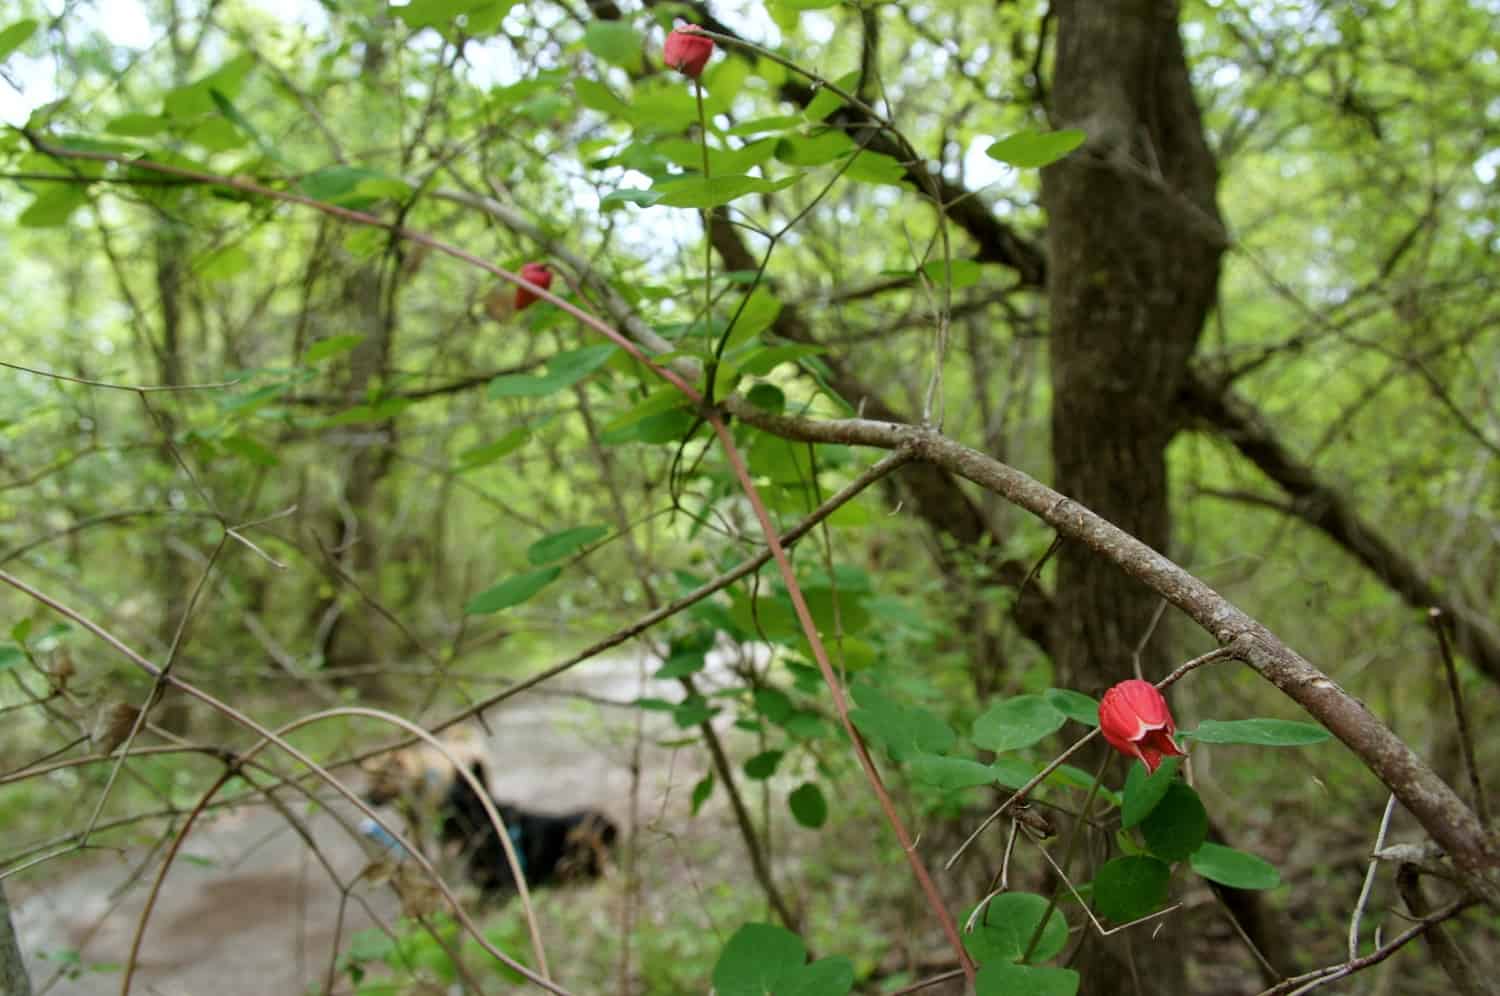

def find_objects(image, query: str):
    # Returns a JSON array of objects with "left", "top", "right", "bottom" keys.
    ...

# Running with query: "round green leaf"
[
  {"left": 712, "top": 923, "right": 805, "bottom": 996},
  {"left": 780, "top": 956, "right": 854, "bottom": 996},
  {"left": 1186, "top": 718, "right": 1331, "bottom": 747},
  {"left": 788, "top": 782, "right": 827, "bottom": 828},
  {"left": 976, "top": 962, "right": 1080, "bottom": 996},
  {"left": 1120, "top": 756, "right": 1182, "bottom": 828},
  {"left": 743, "top": 749, "right": 783, "bottom": 780},
  {"left": 963, "top": 892, "right": 1068, "bottom": 964},
  {"left": 972, "top": 695, "right": 1066, "bottom": 753},
  {"left": 1092, "top": 855, "right": 1171, "bottom": 923},
  {"left": 1140, "top": 782, "right": 1208, "bottom": 862},
  {"left": 1190, "top": 843, "right": 1281, "bottom": 890}
]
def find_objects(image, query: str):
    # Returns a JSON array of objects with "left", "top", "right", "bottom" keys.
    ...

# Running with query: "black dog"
[{"left": 439, "top": 761, "right": 618, "bottom": 900}]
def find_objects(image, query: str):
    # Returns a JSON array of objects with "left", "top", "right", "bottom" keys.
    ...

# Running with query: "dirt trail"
[{"left": 10, "top": 653, "right": 713, "bottom": 996}]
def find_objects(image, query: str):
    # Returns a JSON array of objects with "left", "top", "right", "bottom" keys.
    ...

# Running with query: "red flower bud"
[
  {"left": 515, "top": 261, "right": 553, "bottom": 311},
  {"left": 664, "top": 26, "right": 714, "bottom": 80},
  {"left": 1098, "top": 679, "right": 1185, "bottom": 774}
]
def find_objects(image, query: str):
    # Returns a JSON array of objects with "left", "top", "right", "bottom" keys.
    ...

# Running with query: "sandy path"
[{"left": 9, "top": 653, "right": 721, "bottom": 995}]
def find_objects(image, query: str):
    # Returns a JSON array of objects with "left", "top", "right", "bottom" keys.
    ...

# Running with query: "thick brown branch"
[{"left": 720, "top": 400, "right": 1500, "bottom": 903}]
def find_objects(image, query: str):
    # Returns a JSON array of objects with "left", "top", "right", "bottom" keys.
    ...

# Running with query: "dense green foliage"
[{"left": 1, "top": 1, "right": 1497, "bottom": 994}]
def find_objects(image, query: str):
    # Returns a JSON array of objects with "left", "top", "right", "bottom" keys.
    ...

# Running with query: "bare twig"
[
  {"left": 1350, "top": 794, "right": 1398, "bottom": 959},
  {"left": 1254, "top": 900, "right": 1475, "bottom": 996},
  {"left": 1430, "top": 608, "right": 1489, "bottom": 824}
]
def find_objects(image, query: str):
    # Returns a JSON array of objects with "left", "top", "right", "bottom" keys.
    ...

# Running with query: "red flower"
[
  {"left": 1098, "top": 679, "right": 1185, "bottom": 774},
  {"left": 515, "top": 261, "right": 553, "bottom": 311},
  {"left": 664, "top": 26, "right": 714, "bottom": 80}
]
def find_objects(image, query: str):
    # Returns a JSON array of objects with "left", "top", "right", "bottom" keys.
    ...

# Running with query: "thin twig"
[
  {"left": 1350, "top": 794, "right": 1398, "bottom": 959},
  {"left": 1254, "top": 900, "right": 1474, "bottom": 996},
  {"left": 1430, "top": 608, "right": 1489, "bottom": 824}
]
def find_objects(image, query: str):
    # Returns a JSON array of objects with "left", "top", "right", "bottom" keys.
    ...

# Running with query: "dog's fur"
[
  {"left": 442, "top": 761, "right": 618, "bottom": 899},
  {"left": 359, "top": 732, "right": 617, "bottom": 901}
]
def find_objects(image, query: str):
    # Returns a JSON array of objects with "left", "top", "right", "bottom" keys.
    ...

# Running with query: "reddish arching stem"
[
  {"left": 19, "top": 135, "right": 977, "bottom": 983},
  {"left": 707, "top": 419, "right": 975, "bottom": 982}
]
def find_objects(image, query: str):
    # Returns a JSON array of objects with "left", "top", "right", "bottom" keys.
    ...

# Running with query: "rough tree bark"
[
  {"left": 0, "top": 883, "right": 31, "bottom": 996},
  {"left": 1043, "top": 1, "right": 1227, "bottom": 991},
  {"left": 307, "top": 263, "right": 400, "bottom": 698}
]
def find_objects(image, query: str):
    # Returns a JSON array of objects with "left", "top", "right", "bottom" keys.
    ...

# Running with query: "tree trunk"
[
  {"left": 150, "top": 228, "right": 193, "bottom": 735},
  {"left": 309, "top": 263, "right": 400, "bottom": 698},
  {"left": 1043, "top": 1, "right": 1226, "bottom": 992},
  {"left": 0, "top": 883, "right": 32, "bottom": 996}
]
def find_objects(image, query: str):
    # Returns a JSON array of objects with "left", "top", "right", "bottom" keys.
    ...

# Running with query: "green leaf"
[
  {"left": 1092, "top": 855, "right": 1171, "bottom": 922},
  {"left": 18, "top": 185, "right": 89, "bottom": 228},
  {"left": 804, "top": 71, "right": 861, "bottom": 122},
  {"left": 976, "top": 963, "right": 1080, "bottom": 996},
  {"left": 775, "top": 129, "right": 856, "bottom": 167},
  {"left": 583, "top": 20, "right": 643, "bottom": 72},
  {"left": 727, "top": 115, "right": 801, "bottom": 137},
  {"left": 104, "top": 113, "right": 169, "bottom": 137},
  {"left": 753, "top": 687, "right": 794, "bottom": 723},
  {"left": 197, "top": 245, "right": 252, "bottom": 282},
  {"left": 985, "top": 129, "right": 1087, "bottom": 168},
  {"left": 781, "top": 957, "right": 855, "bottom": 996},
  {"left": 1140, "top": 782, "right": 1208, "bottom": 862},
  {"left": 743, "top": 750, "right": 783, "bottom": 780},
  {"left": 1187, "top": 718, "right": 1331, "bottom": 747},
  {"left": 972, "top": 694, "right": 1066, "bottom": 752},
  {"left": 712, "top": 923, "right": 805, "bottom": 996},
  {"left": 723, "top": 286, "right": 782, "bottom": 350},
  {"left": 656, "top": 137, "right": 779, "bottom": 175},
  {"left": 1190, "top": 843, "right": 1280, "bottom": 890},
  {"left": 673, "top": 695, "right": 718, "bottom": 727},
  {"left": 963, "top": 892, "right": 1069, "bottom": 964},
  {"left": 464, "top": 567, "right": 561, "bottom": 614},
  {"left": 0, "top": 18, "right": 39, "bottom": 63},
  {"left": 527, "top": 525, "right": 609, "bottom": 565},
  {"left": 651, "top": 172, "right": 799, "bottom": 209},
  {"left": 489, "top": 345, "right": 617, "bottom": 398},
  {"left": 842, "top": 150, "right": 907, "bottom": 186},
  {"left": 1044, "top": 688, "right": 1099, "bottom": 726},
  {"left": 608, "top": 409, "right": 698, "bottom": 445},
  {"left": 908, "top": 754, "right": 997, "bottom": 792},
  {"left": 745, "top": 383, "right": 786, "bottom": 414},
  {"left": 1121, "top": 756, "right": 1182, "bottom": 828},
  {"left": 0, "top": 644, "right": 23, "bottom": 673},
  {"left": 393, "top": 0, "right": 513, "bottom": 30},
  {"left": 788, "top": 782, "right": 827, "bottom": 828},
  {"left": 918, "top": 258, "right": 982, "bottom": 290},
  {"left": 221, "top": 434, "right": 280, "bottom": 467},
  {"left": 691, "top": 772, "right": 714, "bottom": 815},
  {"left": 459, "top": 427, "right": 530, "bottom": 469},
  {"left": 163, "top": 53, "right": 255, "bottom": 118},
  {"left": 304, "top": 334, "right": 365, "bottom": 364},
  {"left": 600, "top": 187, "right": 661, "bottom": 208},
  {"left": 849, "top": 684, "right": 955, "bottom": 761},
  {"left": 739, "top": 343, "right": 825, "bottom": 376},
  {"left": 654, "top": 649, "right": 705, "bottom": 679},
  {"left": 298, "top": 166, "right": 408, "bottom": 207}
]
